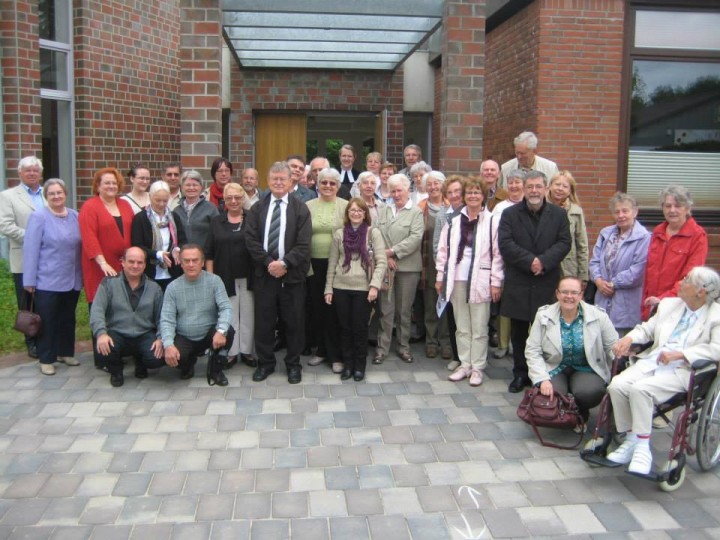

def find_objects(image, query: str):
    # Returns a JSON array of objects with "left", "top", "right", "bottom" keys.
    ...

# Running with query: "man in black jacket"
[
  {"left": 499, "top": 170, "right": 571, "bottom": 393},
  {"left": 245, "top": 161, "right": 312, "bottom": 384}
]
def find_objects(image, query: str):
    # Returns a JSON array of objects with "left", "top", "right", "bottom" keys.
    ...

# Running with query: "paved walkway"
[{"left": 0, "top": 345, "right": 718, "bottom": 539}]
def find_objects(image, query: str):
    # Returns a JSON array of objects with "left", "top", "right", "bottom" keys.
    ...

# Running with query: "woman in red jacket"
[{"left": 641, "top": 185, "right": 708, "bottom": 320}]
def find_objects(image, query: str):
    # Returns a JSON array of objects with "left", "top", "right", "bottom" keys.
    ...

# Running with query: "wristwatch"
[{"left": 217, "top": 328, "right": 227, "bottom": 336}]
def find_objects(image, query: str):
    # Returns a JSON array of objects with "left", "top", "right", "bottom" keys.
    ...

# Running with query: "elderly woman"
[
  {"left": 121, "top": 164, "right": 151, "bottom": 214},
  {"left": 435, "top": 176, "right": 503, "bottom": 386},
  {"left": 173, "top": 169, "right": 219, "bottom": 255},
  {"left": 608, "top": 266, "right": 720, "bottom": 474},
  {"left": 589, "top": 193, "right": 651, "bottom": 334},
  {"left": 547, "top": 171, "right": 589, "bottom": 282},
  {"left": 526, "top": 276, "right": 618, "bottom": 427},
  {"left": 418, "top": 171, "right": 451, "bottom": 360},
  {"left": 306, "top": 168, "right": 348, "bottom": 372},
  {"left": 374, "top": 174, "right": 424, "bottom": 363},
  {"left": 409, "top": 161, "right": 432, "bottom": 203},
  {"left": 378, "top": 161, "right": 395, "bottom": 204},
  {"left": 79, "top": 167, "right": 134, "bottom": 304},
  {"left": 23, "top": 179, "right": 83, "bottom": 375},
  {"left": 325, "top": 198, "right": 387, "bottom": 381},
  {"left": 131, "top": 181, "right": 187, "bottom": 291},
  {"left": 366, "top": 152, "right": 382, "bottom": 176},
  {"left": 204, "top": 157, "right": 233, "bottom": 212},
  {"left": 356, "top": 171, "right": 385, "bottom": 224},
  {"left": 642, "top": 185, "right": 708, "bottom": 321},
  {"left": 205, "top": 183, "right": 255, "bottom": 367}
]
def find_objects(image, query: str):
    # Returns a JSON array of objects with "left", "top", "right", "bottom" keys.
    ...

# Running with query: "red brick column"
[
  {"left": 179, "top": 0, "right": 222, "bottom": 180},
  {"left": 438, "top": 0, "right": 486, "bottom": 175},
  {"left": 0, "top": 0, "right": 42, "bottom": 183}
]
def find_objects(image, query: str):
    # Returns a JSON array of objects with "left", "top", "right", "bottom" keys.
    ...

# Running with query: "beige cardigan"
[{"left": 325, "top": 227, "right": 387, "bottom": 293}]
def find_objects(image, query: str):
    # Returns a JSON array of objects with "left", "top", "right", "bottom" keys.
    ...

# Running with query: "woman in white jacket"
[{"left": 435, "top": 176, "right": 503, "bottom": 386}]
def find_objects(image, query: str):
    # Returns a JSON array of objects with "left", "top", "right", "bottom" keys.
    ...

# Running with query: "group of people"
[{"left": 1, "top": 134, "right": 718, "bottom": 473}]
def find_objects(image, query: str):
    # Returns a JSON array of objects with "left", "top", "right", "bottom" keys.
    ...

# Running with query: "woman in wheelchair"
[
  {"left": 607, "top": 266, "right": 720, "bottom": 474},
  {"left": 526, "top": 276, "right": 619, "bottom": 428}
]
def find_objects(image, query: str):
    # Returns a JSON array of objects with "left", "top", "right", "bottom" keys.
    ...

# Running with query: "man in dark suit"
[
  {"left": 245, "top": 161, "right": 312, "bottom": 384},
  {"left": 499, "top": 170, "right": 571, "bottom": 393},
  {"left": 287, "top": 155, "right": 317, "bottom": 203},
  {"left": 338, "top": 145, "right": 361, "bottom": 193}
]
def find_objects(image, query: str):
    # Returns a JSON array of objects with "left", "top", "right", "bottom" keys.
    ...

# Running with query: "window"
[
  {"left": 625, "top": 5, "right": 720, "bottom": 215},
  {"left": 39, "top": 0, "right": 75, "bottom": 205}
]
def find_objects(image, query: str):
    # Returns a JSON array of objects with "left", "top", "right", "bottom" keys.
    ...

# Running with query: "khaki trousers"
[{"left": 377, "top": 271, "right": 420, "bottom": 356}]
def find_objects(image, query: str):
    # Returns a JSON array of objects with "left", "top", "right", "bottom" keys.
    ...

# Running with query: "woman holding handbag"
[
  {"left": 526, "top": 276, "right": 619, "bottom": 430},
  {"left": 325, "top": 198, "right": 387, "bottom": 381},
  {"left": 23, "top": 179, "right": 83, "bottom": 375}
]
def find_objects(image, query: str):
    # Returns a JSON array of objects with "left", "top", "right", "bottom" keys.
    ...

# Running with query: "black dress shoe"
[
  {"left": 508, "top": 376, "right": 530, "bottom": 393},
  {"left": 240, "top": 354, "right": 258, "bottom": 368},
  {"left": 287, "top": 366, "right": 302, "bottom": 384},
  {"left": 27, "top": 344, "right": 38, "bottom": 359},
  {"left": 252, "top": 366, "right": 275, "bottom": 382},
  {"left": 221, "top": 356, "right": 238, "bottom": 370},
  {"left": 353, "top": 371, "right": 365, "bottom": 382},
  {"left": 409, "top": 334, "right": 426, "bottom": 344},
  {"left": 110, "top": 372, "right": 124, "bottom": 387},
  {"left": 208, "top": 370, "right": 229, "bottom": 386},
  {"left": 340, "top": 369, "right": 353, "bottom": 380},
  {"left": 180, "top": 367, "right": 195, "bottom": 380},
  {"left": 134, "top": 365, "right": 148, "bottom": 379}
]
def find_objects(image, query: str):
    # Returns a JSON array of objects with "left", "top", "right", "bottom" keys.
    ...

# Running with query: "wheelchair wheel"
[
  {"left": 696, "top": 376, "right": 720, "bottom": 472},
  {"left": 659, "top": 460, "right": 686, "bottom": 492}
]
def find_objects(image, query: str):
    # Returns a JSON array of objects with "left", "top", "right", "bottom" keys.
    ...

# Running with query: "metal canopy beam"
[{"left": 221, "top": 0, "right": 444, "bottom": 71}]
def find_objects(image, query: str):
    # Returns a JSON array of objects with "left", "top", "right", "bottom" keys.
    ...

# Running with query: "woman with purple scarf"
[
  {"left": 325, "top": 198, "right": 387, "bottom": 381},
  {"left": 131, "top": 181, "right": 187, "bottom": 291}
]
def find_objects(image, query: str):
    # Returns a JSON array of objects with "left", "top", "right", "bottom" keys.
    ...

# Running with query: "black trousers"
[
  {"left": 35, "top": 289, "right": 80, "bottom": 364},
  {"left": 445, "top": 302, "right": 459, "bottom": 362},
  {"left": 254, "top": 275, "right": 305, "bottom": 370},
  {"left": 333, "top": 288, "right": 371, "bottom": 373},
  {"left": 308, "top": 258, "right": 340, "bottom": 361},
  {"left": 174, "top": 325, "right": 235, "bottom": 375},
  {"left": 13, "top": 273, "right": 36, "bottom": 348},
  {"left": 95, "top": 329, "right": 165, "bottom": 376},
  {"left": 510, "top": 318, "right": 531, "bottom": 378}
]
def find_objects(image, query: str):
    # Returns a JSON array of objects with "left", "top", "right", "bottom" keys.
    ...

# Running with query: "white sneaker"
[
  {"left": 493, "top": 348, "right": 507, "bottom": 359},
  {"left": 607, "top": 440, "right": 637, "bottom": 465},
  {"left": 40, "top": 363, "right": 56, "bottom": 376},
  {"left": 448, "top": 366, "right": 471, "bottom": 382},
  {"left": 58, "top": 356, "right": 80, "bottom": 366},
  {"left": 628, "top": 444, "right": 653, "bottom": 475},
  {"left": 307, "top": 356, "right": 325, "bottom": 366},
  {"left": 446, "top": 360, "right": 460, "bottom": 371},
  {"left": 332, "top": 362, "right": 344, "bottom": 374}
]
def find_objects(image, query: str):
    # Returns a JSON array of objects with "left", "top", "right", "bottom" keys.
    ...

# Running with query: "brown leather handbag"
[
  {"left": 13, "top": 294, "right": 42, "bottom": 338},
  {"left": 517, "top": 387, "right": 583, "bottom": 449}
]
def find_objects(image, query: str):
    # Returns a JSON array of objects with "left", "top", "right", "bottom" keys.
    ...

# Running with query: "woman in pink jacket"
[{"left": 435, "top": 176, "right": 504, "bottom": 386}]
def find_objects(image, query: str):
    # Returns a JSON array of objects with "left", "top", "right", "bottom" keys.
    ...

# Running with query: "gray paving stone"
[
  {"left": 339, "top": 446, "right": 371, "bottom": 466},
  {"left": 485, "top": 482, "right": 531, "bottom": 509},
  {"left": 6, "top": 454, "right": 48, "bottom": 475},
  {"left": 148, "top": 472, "right": 188, "bottom": 496},
  {"left": 255, "top": 469, "right": 290, "bottom": 492},
  {"left": 107, "top": 453, "right": 144, "bottom": 474},
  {"left": 241, "top": 448, "right": 273, "bottom": 470},
  {"left": 101, "top": 434, "right": 138, "bottom": 453},
  {"left": 307, "top": 446, "right": 340, "bottom": 468},
  {"left": 171, "top": 522, "right": 212, "bottom": 540},
  {"left": 128, "top": 523, "right": 172, "bottom": 540},
  {"left": 391, "top": 464, "right": 428, "bottom": 487},
  {"left": 402, "top": 443, "right": 437, "bottom": 464},
  {"left": 432, "top": 442, "right": 468, "bottom": 462},
  {"left": 271, "top": 491, "right": 308, "bottom": 518},
  {"left": 517, "top": 506, "right": 567, "bottom": 537},
  {"left": 78, "top": 496, "right": 124, "bottom": 525},
  {"left": 249, "top": 519, "right": 288, "bottom": 540},
  {"left": 309, "top": 490, "right": 347, "bottom": 517},
  {"left": 416, "top": 408, "right": 448, "bottom": 425},
  {"left": 276, "top": 413, "right": 305, "bottom": 430},
  {"left": 660, "top": 499, "right": 719, "bottom": 528},
  {"left": 3, "top": 473, "right": 50, "bottom": 498},
  {"left": 196, "top": 493, "right": 235, "bottom": 521},
  {"left": 410, "top": 425, "right": 443, "bottom": 443},
  {"left": 38, "top": 497, "right": 87, "bottom": 526},
  {"left": 72, "top": 453, "right": 113, "bottom": 474},
  {"left": 358, "top": 465, "right": 394, "bottom": 489},
  {"left": 260, "top": 430, "right": 289, "bottom": 448},
  {"left": 139, "top": 451, "right": 177, "bottom": 473},
  {"left": 367, "top": 515, "right": 411, "bottom": 540},
  {"left": 416, "top": 485, "right": 458, "bottom": 512},
  {"left": 275, "top": 448, "right": 307, "bottom": 469},
  {"left": 355, "top": 384, "right": 383, "bottom": 397},
  {"left": 482, "top": 507, "right": 530, "bottom": 538},
  {"left": 329, "top": 516, "right": 370, "bottom": 540},
  {"left": 39, "top": 453, "right": 80, "bottom": 474},
  {"left": 183, "top": 470, "right": 220, "bottom": 495},
  {"left": 325, "top": 466, "right": 359, "bottom": 491},
  {"left": 245, "top": 414, "right": 275, "bottom": 431},
  {"left": 290, "top": 429, "right": 320, "bottom": 447},
  {"left": 208, "top": 450, "right": 242, "bottom": 471},
  {"left": 89, "top": 524, "right": 132, "bottom": 540},
  {"left": 406, "top": 513, "right": 451, "bottom": 539},
  {"left": 37, "top": 474, "right": 83, "bottom": 498},
  {"left": 380, "top": 426, "right": 414, "bottom": 444},
  {"left": 370, "top": 396, "right": 400, "bottom": 410},
  {"left": 219, "top": 470, "right": 255, "bottom": 494},
  {"left": 555, "top": 478, "right": 603, "bottom": 504},
  {"left": 589, "top": 502, "right": 643, "bottom": 532},
  {"left": 156, "top": 494, "right": 198, "bottom": 523},
  {"left": 234, "top": 493, "right": 271, "bottom": 519},
  {"left": 345, "top": 489, "right": 383, "bottom": 516},
  {"left": 116, "top": 496, "right": 162, "bottom": 525},
  {"left": 216, "top": 415, "right": 246, "bottom": 432},
  {"left": 333, "top": 411, "right": 363, "bottom": 428},
  {"left": 209, "top": 520, "right": 251, "bottom": 540},
  {"left": 379, "top": 487, "right": 423, "bottom": 515},
  {"left": 344, "top": 396, "right": 374, "bottom": 412},
  {"left": 306, "top": 413, "right": 335, "bottom": 429},
  {"left": 288, "top": 518, "right": 329, "bottom": 540},
  {"left": 112, "top": 473, "right": 152, "bottom": 497}
]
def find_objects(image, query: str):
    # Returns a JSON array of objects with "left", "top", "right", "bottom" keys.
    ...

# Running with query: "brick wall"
[
  {"left": 73, "top": 0, "right": 181, "bottom": 201},
  {"left": 228, "top": 67, "right": 405, "bottom": 172},
  {"left": 0, "top": 0, "right": 42, "bottom": 183}
]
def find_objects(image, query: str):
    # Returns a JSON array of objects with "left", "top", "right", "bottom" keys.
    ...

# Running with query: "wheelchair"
[{"left": 580, "top": 349, "right": 720, "bottom": 491}]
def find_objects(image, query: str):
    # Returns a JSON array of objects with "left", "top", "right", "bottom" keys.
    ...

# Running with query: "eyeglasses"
[
  {"left": 225, "top": 195, "right": 244, "bottom": 201},
  {"left": 319, "top": 181, "right": 337, "bottom": 186},
  {"left": 348, "top": 208, "right": 365, "bottom": 214},
  {"left": 558, "top": 290, "right": 582, "bottom": 297}
]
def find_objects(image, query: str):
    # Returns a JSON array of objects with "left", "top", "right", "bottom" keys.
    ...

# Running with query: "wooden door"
[
  {"left": 255, "top": 114, "right": 307, "bottom": 189},
  {"left": 374, "top": 110, "right": 387, "bottom": 159}
]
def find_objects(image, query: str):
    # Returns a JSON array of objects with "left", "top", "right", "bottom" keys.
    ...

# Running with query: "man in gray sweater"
[
  {"left": 90, "top": 247, "right": 164, "bottom": 387},
  {"left": 161, "top": 244, "right": 234, "bottom": 386}
]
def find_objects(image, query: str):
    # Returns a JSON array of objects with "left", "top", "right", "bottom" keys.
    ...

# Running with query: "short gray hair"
[
  {"left": 42, "top": 178, "right": 66, "bottom": 198},
  {"left": 609, "top": 192, "right": 638, "bottom": 212},
  {"left": 149, "top": 180, "right": 170, "bottom": 196},
  {"left": 18, "top": 156, "right": 43, "bottom": 173},
  {"left": 686, "top": 266, "right": 720, "bottom": 304},
  {"left": 421, "top": 171, "right": 446, "bottom": 190},
  {"left": 514, "top": 131, "right": 538, "bottom": 149},
  {"left": 388, "top": 173, "right": 410, "bottom": 191},
  {"left": 659, "top": 185, "right": 693, "bottom": 209},
  {"left": 524, "top": 170, "right": 547, "bottom": 186},
  {"left": 357, "top": 171, "right": 377, "bottom": 185},
  {"left": 506, "top": 169, "right": 526, "bottom": 183},
  {"left": 404, "top": 144, "right": 422, "bottom": 156},
  {"left": 317, "top": 168, "right": 341, "bottom": 184},
  {"left": 269, "top": 161, "right": 291, "bottom": 178},
  {"left": 181, "top": 169, "right": 205, "bottom": 188},
  {"left": 409, "top": 161, "right": 432, "bottom": 177}
]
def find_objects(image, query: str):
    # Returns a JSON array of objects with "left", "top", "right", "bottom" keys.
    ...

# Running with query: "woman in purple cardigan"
[
  {"left": 23, "top": 178, "right": 83, "bottom": 375},
  {"left": 589, "top": 193, "right": 651, "bottom": 335}
]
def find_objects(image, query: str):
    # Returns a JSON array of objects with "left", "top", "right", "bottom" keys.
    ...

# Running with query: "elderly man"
[
  {"left": 499, "top": 170, "right": 571, "bottom": 393},
  {"left": 481, "top": 159, "right": 508, "bottom": 211},
  {"left": 287, "top": 155, "right": 317, "bottom": 203},
  {"left": 399, "top": 144, "right": 423, "bottom": 176},
  {"left": 245, "top": 161, "right": 312, "bottom": 384},
  {"left": 0, "top": 156, "right": 46, "bottom": 358},
  {"left": 161, "top": 244, "right": 233, "bottom": 386},
  {"left": 500, "top": 132, "right": 559, "bottom": 188},
  {"left": 241, "top": 167, "right": 262, "bottom": 209},
  {"left": 163, "top": 161, "right": 183, "bottom": 210},
  {"left": 91, "top": 247, "right": 164, "bottom": 387}
]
